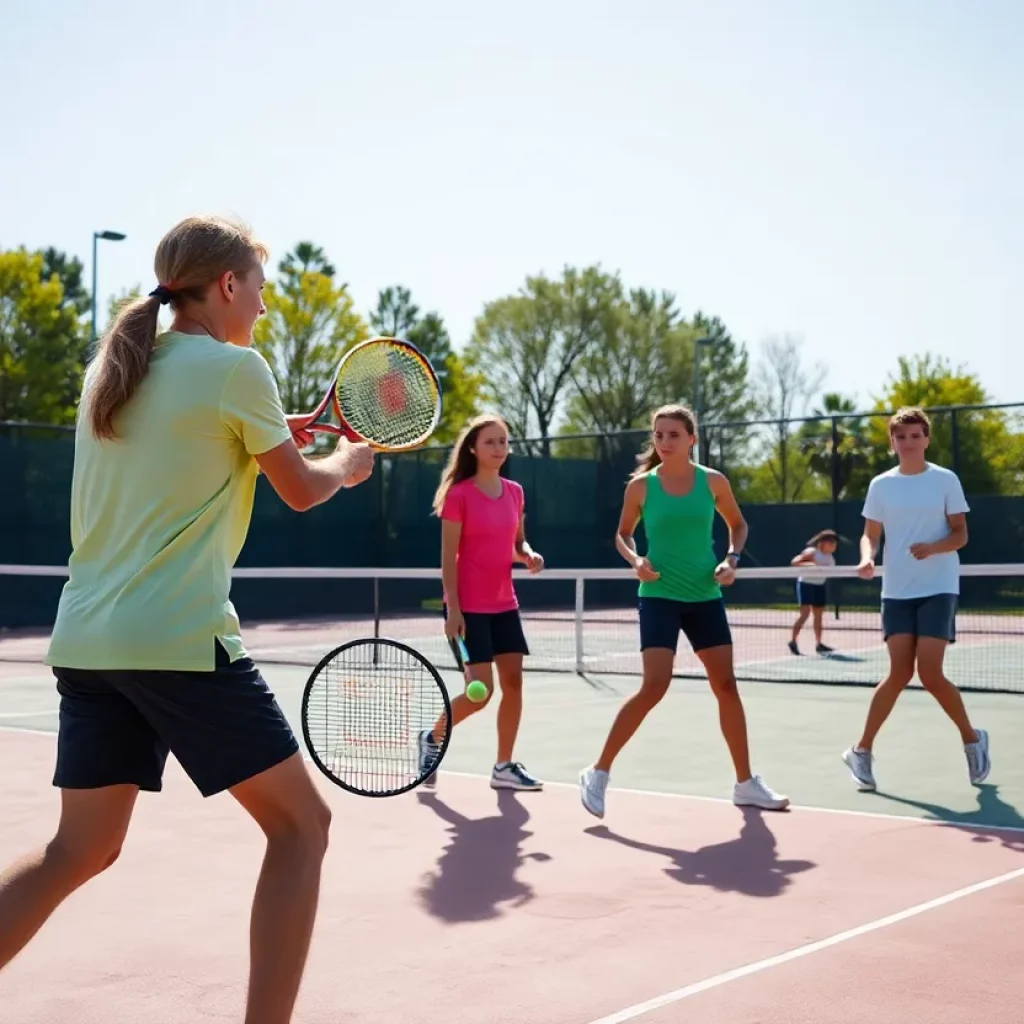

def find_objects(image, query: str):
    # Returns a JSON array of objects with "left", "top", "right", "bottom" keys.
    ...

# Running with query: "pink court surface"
[{"left": 1, "top": 726, "right": 1023, "bottom": 1023}]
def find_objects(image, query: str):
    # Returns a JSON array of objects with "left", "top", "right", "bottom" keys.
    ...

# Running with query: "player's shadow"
[
  {"left": 584, "top": 807, "right": 815, "bottom": 898},
  {"left": 872, "top": 785, "right": 1024, "bottom": 853},
  {"left": 415, "top": 788, "right": 552, "bottom": 923}
]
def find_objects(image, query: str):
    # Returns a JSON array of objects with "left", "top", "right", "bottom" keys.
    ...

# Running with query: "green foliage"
[
  {"left": 252, "top": 244, "right": 368, "bottom": 414},
  {"left": 0, "top": 248, "right": 87, "bottom": 424}
]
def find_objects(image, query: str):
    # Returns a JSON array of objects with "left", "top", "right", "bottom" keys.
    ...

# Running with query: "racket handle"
[{"left": 455, "top": 636, "right": 471, "bottom": 679}]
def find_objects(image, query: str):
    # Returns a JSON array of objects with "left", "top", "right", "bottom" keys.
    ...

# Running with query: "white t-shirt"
[
  {"left": 797, "top": 548, "right": 835, "bottom": 584},
  {"left": 861, "top": 463, "right": 970, "bottom": 600}
]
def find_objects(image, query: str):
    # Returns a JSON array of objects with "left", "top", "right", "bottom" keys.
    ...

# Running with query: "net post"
[{"left": 574, "top": 575, "right": 585, "bottom": 674}]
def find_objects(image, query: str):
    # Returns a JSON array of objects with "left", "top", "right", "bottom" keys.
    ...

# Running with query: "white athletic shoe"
[
  {"left": 965, "top": 729, "right": 990, "bottom": 785},
  {"left": 579, "top": 765, "right": 610, "bottom": 818},
  {"left": 733, "top": 774, "right": 790, "bottom": 810},
  {"left": 842, "top": 747, "right": 877, "bottom": 791},
  {"left": 491, "top": 762, "right": 543, "bottom": 791}
]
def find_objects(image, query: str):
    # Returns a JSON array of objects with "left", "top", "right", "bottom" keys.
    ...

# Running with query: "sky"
[{"left": 2, "top": 0, "right": 1022, "bottom": 418}]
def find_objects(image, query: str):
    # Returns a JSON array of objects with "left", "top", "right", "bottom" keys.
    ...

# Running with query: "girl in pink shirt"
[{"left": 419, "top": 415, "right": 545, "bottom": 791}]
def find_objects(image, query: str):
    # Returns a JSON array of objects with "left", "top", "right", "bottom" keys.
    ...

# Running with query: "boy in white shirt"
[{"left": 842, "top": 407, "right": 990, "bottom": 791}]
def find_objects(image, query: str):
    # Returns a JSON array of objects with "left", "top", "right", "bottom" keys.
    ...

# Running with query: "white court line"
[
  {"left": 0, "top": 710, "right": 56, "bottom": 720},
  {"left": 3, "top": 725, "right": 1023, "bottom": 837},
  {"left": 582, "top": 864, "right": 1024, "bottom": 1023}
]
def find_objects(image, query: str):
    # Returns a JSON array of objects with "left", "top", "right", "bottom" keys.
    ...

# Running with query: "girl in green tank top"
[
  {"left": 577, "top": 404, "right": 790, "bottom": 819},
  {"left": 638, "top": 463, "right": 722, "bottom": 603}
]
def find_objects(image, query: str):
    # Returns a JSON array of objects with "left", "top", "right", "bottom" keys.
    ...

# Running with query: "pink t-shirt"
[{"left": 441, "top": 478, "right": 524, "bottom": 613}]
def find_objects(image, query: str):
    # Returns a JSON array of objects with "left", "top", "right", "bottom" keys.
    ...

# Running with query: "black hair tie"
[{"left": 149, "top": 285, "right": 174, "bottom": 305}]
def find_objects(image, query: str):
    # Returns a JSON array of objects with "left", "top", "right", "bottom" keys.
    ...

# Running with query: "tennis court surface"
[{"left": 2, "top": 563, "right": 1024, "bottom": 1022}]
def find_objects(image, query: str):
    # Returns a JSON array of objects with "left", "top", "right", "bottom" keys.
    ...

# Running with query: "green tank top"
[{"left": 637, "top": 464, "right": 721, "bottom": 603}]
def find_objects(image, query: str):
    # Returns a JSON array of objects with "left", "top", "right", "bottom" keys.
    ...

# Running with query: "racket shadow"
[{"left": 415, "top": 788, "right": 552, "bottom": 923}]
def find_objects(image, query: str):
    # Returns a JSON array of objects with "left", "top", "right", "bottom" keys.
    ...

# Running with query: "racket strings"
[
  {"left": 336, "top": 342, "right": 439, "bottom": 447},
  {"left": 304, "top": 641, "right": 447, "bottom": 795}
]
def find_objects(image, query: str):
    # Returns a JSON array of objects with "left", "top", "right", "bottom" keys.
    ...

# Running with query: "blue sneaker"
[
  {"left": 418, "top": 729, "right": 441, "bottom": 788},
  {"left": 491, "top": 761, "right": 543, "bottom": 791}
]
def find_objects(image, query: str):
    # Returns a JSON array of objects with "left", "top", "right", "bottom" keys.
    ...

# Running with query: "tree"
[
  {"left": 466, "top": 265, "right": 620, "bottom": 453},
  {"left": 252, "top": 243, "right": 368, "bottom": 415},
  {"left": 796, "top": 393, "right": 872, "bottom": 499},
  {"left": 369, "top": 285, "right": 483, "bottom": 445},
  {"left": 560, "top": 287, "right": 688, "bottom": 442},
  {"left": 751, "top": 334, "right": 827, "bottom": 501},
  {"left": 0, "top": 248, "right": 87, "bottom": 424},
  {"left": 38, "top": 248, "right": 90, "bottom": 317},
  {"left": 868, "top": 355, "right": 1023, "bottom": 495},
  {"left": 690, "top": 312, "right": 756, "bottom": 471}
]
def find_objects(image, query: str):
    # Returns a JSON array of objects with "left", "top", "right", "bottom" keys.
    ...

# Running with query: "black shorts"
[
  {"left": 795, "top": 581, "right": 827, "bottom": 608},
  {"left": 882, "top": 594, "right": 958, "bottom": 643},
  {"left": 444, "top": 607, "right": 530, "bottom": 666},
  {"left": 638, "top": 596, "right": 733, "bottom": 654},
  {"left": 51, "top": 641, "right": 299, "bottom": 798}
]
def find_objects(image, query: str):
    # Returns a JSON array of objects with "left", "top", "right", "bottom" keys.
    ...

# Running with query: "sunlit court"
[{"left": 3, "top": 2, "right": 1024, "bottom": 1021}]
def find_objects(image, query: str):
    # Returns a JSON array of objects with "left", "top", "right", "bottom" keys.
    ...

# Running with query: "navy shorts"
[
  {"left": 445, "top": 607, "right": 530, "bottom": 666},
  {"left": 795, "top": 581, "right": 827, "bottom": 608},
  {"left": 638, "top": 597, "right": 733, "bottom": 654},
  {"left": 882, "top": 594, "right": 957, "bottom": 643},
  {"left": 51, "top": 641, "right": 299, "bottom": 798}
]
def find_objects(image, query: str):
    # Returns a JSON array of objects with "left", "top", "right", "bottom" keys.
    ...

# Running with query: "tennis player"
[
  {"left": 788, "top": 529, "right": 838, "bottom": 655},
  {"left": 843, "top": 407, "right": 990, "bottom": 791},
  {"left": 419, "top": 414, "right": 545, "bottom": 792},
  {"left": 0, "top": 215, "right": 374, "bottom": 1023},
  {"left": 579, "top": 405, "right": 789, "bottom": 818}
]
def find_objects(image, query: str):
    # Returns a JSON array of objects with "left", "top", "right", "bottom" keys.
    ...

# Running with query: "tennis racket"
[
  {"left": 301, "top": 638, "right": 452, "bottom": 798},
  {"left": 297, "top": 336, "right": 441, "bottom": 451}
]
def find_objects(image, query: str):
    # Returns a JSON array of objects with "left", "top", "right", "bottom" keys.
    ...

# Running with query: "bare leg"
[
  {"left": 812, "top": 608, "right": 825, "bottom": 646},
  {"left": 230, "top": 753, "right": 332, "bottom": 1024},
  {"left": 696, "top": 645, "right": 752, "bottom": 783},
  {"left": 429, "top": 662, "right": 494, "bottom": 743},
  {"left": 493, "top": 653, "right": 524, "bottom": 764},
  {"left": 0, "top": 786, "right": 138, "bottom": 971},
  {"left": 791, "top": 607, "right": 810, "bottom": 644},
  {"left": 594, "top": 649, "right": 673, "bottom": 771},
  {"left": 915, "top": 638, "right": 979, "bottom": 744},
  {"left": 857, "top": 635, "right": 916, "bottom": 750}
]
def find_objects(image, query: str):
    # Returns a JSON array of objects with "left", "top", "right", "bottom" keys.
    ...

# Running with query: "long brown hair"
[
  {"left": 630, "top": 404, "right": 697, "bottom": 479},
  {"left": 86, "top": 214, "right": 269, "bottom": 440},
  {"left": 431, "top": 414, "right": 509, "bottom": 515}
]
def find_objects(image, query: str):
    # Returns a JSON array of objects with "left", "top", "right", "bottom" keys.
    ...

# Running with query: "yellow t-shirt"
[{"left": 46, "top": 332, "right": 293, "bottom": 672}]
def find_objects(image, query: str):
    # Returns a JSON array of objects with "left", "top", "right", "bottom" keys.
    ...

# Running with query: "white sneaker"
[
  {"left": 579, "top": 765, "right": 609, "bottom": 818},
  {"left": 733, "top": 774, "right": 789, "bottom": 810},
  {"left": 842, "top": 747, "right": 876, "bottom": 791},
  {"left": 491, "top": 762, "right": 543, "bottom": 791},
  {"left": 965, "top": 729, "right": 990, "bottom": 785}
]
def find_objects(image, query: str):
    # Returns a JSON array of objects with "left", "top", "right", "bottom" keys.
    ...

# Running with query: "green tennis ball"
[{"left": 465, "top": 680, "right": 488, "bottom": 703}]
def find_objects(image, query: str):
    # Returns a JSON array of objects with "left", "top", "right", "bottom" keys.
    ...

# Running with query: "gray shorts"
[{"left": 881, "top": 594, "right": 957, "bottom": 643}]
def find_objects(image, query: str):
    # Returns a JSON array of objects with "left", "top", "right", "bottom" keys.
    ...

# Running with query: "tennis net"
[{"left": 2, "top": 563, "right": 1022, "bottom": 694}]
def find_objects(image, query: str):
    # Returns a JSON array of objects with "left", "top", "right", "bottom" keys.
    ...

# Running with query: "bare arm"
[
  {"left": 911, "top": 512, "right": 968, "bottom": 558},
  {"left": 707, "top": 470, "right": 747, "bottom": 563},
  {"left": 513, "top": 514, "right": 538, "bottom": 565},
  {"left": 860, "top": 519, "right": 882, "bottom": 564},
  {"left": 440, "top": 518, "right": 462, "bottom": 614},
  {"left": 614, "top": 477, "right": 646, "bottom": 568},
  {"left": 255, "top": 436, "right": 373, "bottom": 512},
  {"left": 791, "top": 547, "right": 816, "bottom": 566}
]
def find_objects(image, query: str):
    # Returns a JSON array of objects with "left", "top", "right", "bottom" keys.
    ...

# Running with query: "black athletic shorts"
[
  {"left": 638, "top": 596, "right": 733, "bottom": 654},
  {"left": 51, "top": 640, "right": 299, "bottom": 798},
  {"left": 444, "top": 606, "right": 530, "bottom": 666}
]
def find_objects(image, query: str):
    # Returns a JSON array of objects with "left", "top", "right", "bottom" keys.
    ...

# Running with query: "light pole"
[
  {"left": 90, "top": 229, "right": 127, "bottom": 349},
  {"left": 692, "top": 335, "right": 715, "bottom": 464}
]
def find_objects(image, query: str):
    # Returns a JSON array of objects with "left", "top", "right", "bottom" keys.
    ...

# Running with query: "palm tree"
[{"left": 797, "top": 393, "right": 872, "bottom": 499}]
